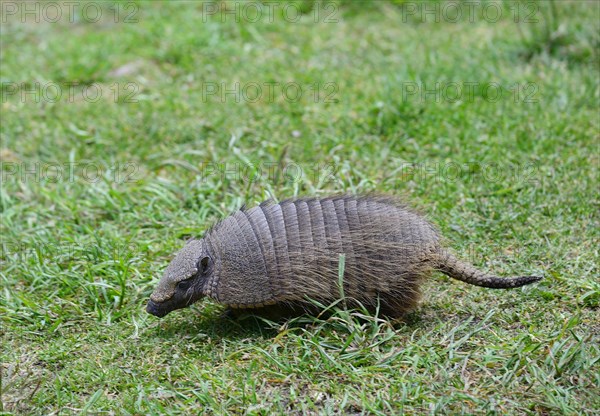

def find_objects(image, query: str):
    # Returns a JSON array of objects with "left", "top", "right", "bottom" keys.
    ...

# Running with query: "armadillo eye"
[
  {"left": 177, "top": 279, "right": 192, "bottom": 290},
  {"left": 200, "top": 256, "right": 209, "bottom": 274}
]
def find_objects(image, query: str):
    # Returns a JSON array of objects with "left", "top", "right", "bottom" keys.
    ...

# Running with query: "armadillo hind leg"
[{"left": 375, "top": 274, "right": 425, "bottom": 318}]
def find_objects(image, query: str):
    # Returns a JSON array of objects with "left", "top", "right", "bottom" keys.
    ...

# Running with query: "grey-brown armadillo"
[{"left": 146, "top": 195, "right": 541, "bottom": 318}]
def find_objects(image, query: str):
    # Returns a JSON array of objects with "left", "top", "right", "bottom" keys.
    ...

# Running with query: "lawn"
[{"left": 1, "top": 0, "right": 599, "bottom": 414}]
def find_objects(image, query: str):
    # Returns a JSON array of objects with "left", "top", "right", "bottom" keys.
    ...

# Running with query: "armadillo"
[{"left": 146, "top": 195, "right": 541, "bottom": 318}]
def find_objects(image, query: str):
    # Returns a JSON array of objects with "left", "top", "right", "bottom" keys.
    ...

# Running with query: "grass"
[{"left": 1, "top": 0, "right": 599, "bottom": 414}]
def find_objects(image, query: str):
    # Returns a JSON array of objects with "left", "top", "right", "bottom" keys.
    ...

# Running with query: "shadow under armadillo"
[
  {"left": 146, "top": 306, "right": 280, "bottom": 341},
  {"left": 145, "top": 294, "right": 442, "bottom": 342}
]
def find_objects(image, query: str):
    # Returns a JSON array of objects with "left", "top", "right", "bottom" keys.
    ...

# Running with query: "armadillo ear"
[{"left": 200, "top": 256, "right": 209, "bottom": 272}]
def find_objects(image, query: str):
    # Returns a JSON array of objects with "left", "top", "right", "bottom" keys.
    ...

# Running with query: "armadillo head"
[{"left": 146, "top": 238, "right": 213, "bottom": 318}]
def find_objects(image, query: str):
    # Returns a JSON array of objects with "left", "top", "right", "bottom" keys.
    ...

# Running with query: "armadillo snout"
[{"left": 146, "top": 299, "right": 171, "bottom": 318}]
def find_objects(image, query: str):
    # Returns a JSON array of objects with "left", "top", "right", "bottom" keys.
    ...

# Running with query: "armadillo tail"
[{"left": 436, "top": 251, "right": 542, "bottom": 289}]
